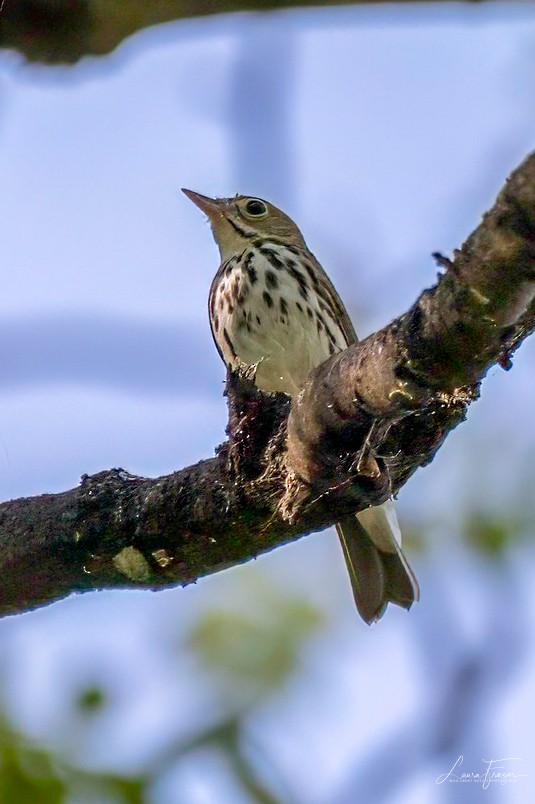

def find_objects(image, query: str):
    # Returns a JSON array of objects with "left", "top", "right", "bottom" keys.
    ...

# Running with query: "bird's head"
[{"left": 182, "top": 190, "right": 306, "bottom": 260}]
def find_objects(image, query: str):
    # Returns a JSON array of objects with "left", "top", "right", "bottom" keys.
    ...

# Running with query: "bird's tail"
[{"left": 336, "top": 501, "right": 419, "bottom": 624}]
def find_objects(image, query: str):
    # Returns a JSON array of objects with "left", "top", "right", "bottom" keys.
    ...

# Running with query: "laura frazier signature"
[{"left": 436, "top": 756, "right": 527, "bottom": 789}]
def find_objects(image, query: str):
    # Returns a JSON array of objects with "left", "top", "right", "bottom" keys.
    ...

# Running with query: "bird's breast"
[{"left": 210, "top": 244, "right": 348, "bottom": 394}]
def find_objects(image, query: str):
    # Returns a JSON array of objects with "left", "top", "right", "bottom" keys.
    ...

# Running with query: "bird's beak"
[{"left": 181, "top": 189, "right": 222, "bottom": 221}]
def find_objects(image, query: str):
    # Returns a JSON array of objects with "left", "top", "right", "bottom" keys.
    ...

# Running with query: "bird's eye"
[{"left": 243, "top": 198, "right": 268, "bottom": 218}]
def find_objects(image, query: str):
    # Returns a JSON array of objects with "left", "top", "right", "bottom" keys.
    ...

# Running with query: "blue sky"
[{"left": 0, "top": 2, "right": 534, "bottom": 801}]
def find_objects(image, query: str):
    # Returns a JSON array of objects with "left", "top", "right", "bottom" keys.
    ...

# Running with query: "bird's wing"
[{"left": 307, "top": 251, "right": 358, "bottom": 346}]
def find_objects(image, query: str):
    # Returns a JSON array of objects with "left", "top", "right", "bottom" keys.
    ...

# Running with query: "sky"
[{"left": 0, "top": 2, "right": 535, "bottom": 802}]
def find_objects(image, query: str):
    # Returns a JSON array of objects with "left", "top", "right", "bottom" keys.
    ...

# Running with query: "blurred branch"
[
  {"left": 0, "top": 153, "right": 534, "bottom": 618},
  {"left": 0, "top": 0, "right": 505, "bottom": 65}
]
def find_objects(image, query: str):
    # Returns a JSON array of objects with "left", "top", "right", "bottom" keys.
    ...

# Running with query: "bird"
[{"left": 183, "top": 189, "right": 419, "bottom": 624}]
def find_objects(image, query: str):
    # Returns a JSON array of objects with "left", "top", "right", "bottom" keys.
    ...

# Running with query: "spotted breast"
[{"left": 209, "top": 242, "right": 349, "bottom": 394}]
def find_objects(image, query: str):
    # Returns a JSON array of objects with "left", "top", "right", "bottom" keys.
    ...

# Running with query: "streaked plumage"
[{"left": 183, "top": 189, "right": 419, "bottom": 623}]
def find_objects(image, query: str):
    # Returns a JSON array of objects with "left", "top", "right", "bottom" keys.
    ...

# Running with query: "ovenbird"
[{"left": 183, "top": 190, "right": 419, "bottom": 624}]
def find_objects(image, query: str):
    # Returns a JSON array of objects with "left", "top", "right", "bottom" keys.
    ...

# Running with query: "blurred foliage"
[
  {"left": 0, "top": 716, "right": 66, "bottom": 804},
  {"left": 76, "top": 685, "right": 107, "bottom": 714},
  {"left": 464, "top": 512, "right": 527, "bottom": 556},
  {"left": 0, "top": 584, "right": 322, "bottom": 801},
  {"left": 0, "top": 713, "right": 146, "bottom": 803},
  {"left": 187, "top": 592, "right": 322, "bottom": 708}
]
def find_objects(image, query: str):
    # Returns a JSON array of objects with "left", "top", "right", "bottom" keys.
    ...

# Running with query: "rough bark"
[
  {"left": 0, "top": 0, "right": 502, "bottom": 64},
  {"left": 0, "top": 152, "right": 534, "bottom": 618}
]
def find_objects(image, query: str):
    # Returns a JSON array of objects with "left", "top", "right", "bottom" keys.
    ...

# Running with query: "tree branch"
[
  {"left": 1, "top": 152, "right": 534, "bottom": 618},
  {"left": 0, "top": 0, "right": 503, "bottom": 65}
]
